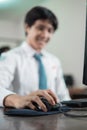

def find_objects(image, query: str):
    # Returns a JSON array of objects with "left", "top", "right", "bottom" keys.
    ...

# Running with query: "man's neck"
[{"left": 26, "top": 40, "right": 42, "bottom": 53}]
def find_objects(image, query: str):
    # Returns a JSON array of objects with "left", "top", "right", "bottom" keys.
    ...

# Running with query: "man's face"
[{"left": 25, "top": 19, "right": 54, "bottom": 52}]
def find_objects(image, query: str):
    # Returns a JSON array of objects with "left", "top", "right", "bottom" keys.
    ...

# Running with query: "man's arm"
[
  {"left": 0, "top": 53, "right": 17, "bottom": 106},
  {"left": 56, "top": 60, "right": 71, "bottom": 101}
]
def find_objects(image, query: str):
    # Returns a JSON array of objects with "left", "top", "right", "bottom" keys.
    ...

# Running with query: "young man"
[{"left": 0, "top": 6, "right": 71, "bottom": 112}]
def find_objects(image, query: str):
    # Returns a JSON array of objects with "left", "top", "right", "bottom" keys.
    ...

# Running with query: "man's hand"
[{"left": 4, "top": 89, "right": 58, "bottom": 112}]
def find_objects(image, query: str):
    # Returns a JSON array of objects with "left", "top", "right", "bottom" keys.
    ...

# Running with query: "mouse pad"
[{"left": 4, "top": 106, "right": 70, "bottom": 116}]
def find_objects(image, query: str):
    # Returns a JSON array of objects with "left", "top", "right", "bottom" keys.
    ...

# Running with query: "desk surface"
[{"left": 0, "top": 108, "right": 87, "bottom": 130}]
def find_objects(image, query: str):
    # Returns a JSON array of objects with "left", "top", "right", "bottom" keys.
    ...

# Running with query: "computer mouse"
[
  {"left": 32, "top": 97, "right": 61, "bottom": 111},
  {"left": 32, "top": 97, "right": 53, "bottom": 111}
]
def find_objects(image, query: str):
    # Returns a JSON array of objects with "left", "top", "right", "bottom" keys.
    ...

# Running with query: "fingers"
[
  {"left": 27, "top": 102, "right": 36, "bottom": 110},
  {"left": 36, "top": 89, "right": 58, "bottom": 105},
  {"left": 26, "top": 89, "right": 58, "bottom": 111},
  {"left": 47, "top": 89, "right": 58, "bottom": 103},
  {"left": 26, "top": 96, "right": 47, "bottom": 112},
  {"left": 42, "top": 91, "right": 55, "bottom": 105},
  {"left": 33, "top": 96, "right": 47, "bottom": 112}
]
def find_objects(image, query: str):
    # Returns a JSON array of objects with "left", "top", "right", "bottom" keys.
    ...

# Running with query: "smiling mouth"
[
  {"left": 37, "top": 38, "right": 49, "bottom": 44},
  {"left": 37, "top": 36, "right": 49, "bottom": 42}
]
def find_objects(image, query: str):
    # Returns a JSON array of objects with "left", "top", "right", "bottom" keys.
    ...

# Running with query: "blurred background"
[{"left": 0, "top": 0, "right": 86, "bottom": 88}]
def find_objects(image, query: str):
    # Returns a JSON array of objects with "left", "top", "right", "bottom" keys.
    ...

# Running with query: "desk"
[{"left": 0, "top": 108, "right": 87, "bottom": 130}]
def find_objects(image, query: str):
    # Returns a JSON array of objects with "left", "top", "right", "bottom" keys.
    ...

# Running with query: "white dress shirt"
[{"left": 0, "top": 41, "right": 71, "bottom": 106}]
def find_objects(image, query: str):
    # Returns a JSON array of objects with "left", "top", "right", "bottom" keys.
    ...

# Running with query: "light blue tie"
[{"left": 34, "top": 54, "right": 47, "bottom": 90}]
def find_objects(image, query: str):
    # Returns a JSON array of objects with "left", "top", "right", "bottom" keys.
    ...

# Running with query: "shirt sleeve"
[
  {"left": 56, "top": 59, "right": 71, "bottom": 101},
  {"left": 0, "top": 52, "right": 16, "bottom": 106}
]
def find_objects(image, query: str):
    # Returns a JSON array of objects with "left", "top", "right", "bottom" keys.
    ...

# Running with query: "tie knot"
[{"left": 34, "top": 54, "right": 42, "bottom": 61}]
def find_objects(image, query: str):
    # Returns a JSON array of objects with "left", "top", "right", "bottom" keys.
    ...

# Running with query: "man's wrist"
[{"left": 3, "top": 94, "right": 18, "bottom": 107}]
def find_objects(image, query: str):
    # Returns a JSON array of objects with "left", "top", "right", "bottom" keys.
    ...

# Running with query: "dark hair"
[
  {"left": 24, "top": 6, "right": 58, "bottom": 32},
  {"left": 0, "top": 46, "right": 10, "bottom": 55}
]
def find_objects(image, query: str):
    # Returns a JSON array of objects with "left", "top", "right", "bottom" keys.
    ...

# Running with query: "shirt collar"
[{"left": 21, "top": 41, "right": 48, "bottom": 57}]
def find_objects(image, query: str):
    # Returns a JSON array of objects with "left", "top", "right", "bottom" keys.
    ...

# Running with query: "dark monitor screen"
[{"left": 83, "top": 14, "right": 87, "bottom": 85}]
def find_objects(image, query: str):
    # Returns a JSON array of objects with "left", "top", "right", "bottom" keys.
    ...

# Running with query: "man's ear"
[{"left": 24, "top": 24, "right": 30, "bottom": 36}]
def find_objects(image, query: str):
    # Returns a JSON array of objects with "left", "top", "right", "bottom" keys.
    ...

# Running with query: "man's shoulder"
[
  {"left": 0, "top": 44, "right": 24, "bottom": 61},
  {"left": 10, "top": 44, "right": 24, "bottom": 54},
  {"left": 3, "top": 43, "right": 24, "bottom": 56}
]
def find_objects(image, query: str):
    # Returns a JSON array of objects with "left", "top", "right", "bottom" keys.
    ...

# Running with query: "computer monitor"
[{"left": 83, "top": 15, "right": 87, "bottom": 85}]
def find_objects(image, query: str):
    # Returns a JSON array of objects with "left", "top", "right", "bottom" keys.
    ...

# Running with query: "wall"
[{"left": 0, "top": 20, "right": 22, "bottom": 48}]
